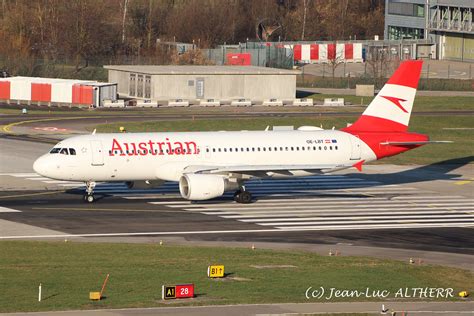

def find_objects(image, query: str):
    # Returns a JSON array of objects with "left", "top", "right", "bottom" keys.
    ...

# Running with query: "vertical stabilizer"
[{"left": 345, "top": 60, "right": 423, "bottom": 132}]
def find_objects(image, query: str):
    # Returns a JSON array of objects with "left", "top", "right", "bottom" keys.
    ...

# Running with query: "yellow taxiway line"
[
  {"left": 2, "top": 116, "right": 101, "bottom": 133},
  {"left": 455, "top": 178, "right": 473, "bottom": 185}
]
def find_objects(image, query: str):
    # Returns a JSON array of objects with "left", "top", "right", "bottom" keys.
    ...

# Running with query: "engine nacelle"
[
  {"left": 179, "top": 174, "right": 237, "bottom": 201},
  {"left": 126, "top": 180, "right": 165, "bottom": 189}
]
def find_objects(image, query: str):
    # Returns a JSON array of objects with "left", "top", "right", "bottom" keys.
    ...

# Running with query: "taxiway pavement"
[{"left": 0, "top": 137, "right": 472, "bottom": 271}]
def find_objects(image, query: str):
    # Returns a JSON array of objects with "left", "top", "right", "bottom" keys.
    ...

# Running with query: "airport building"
[
  {"left": 0, "top": 77, "right": 117, "bottom": 107},
  {"left": 384, "top": 0, "right": 473, "bottom": 62},
  {"left": 104, "top": 65, "right": 299, "bottom": 102}
]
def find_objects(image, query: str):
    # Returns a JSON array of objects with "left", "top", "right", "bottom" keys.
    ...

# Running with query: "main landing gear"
[
  {"left": 234, "top": 186, "right": 252, "bottom": 204},
  {"left": 83, "top": 181, "right": 96, "bottom": 203}
]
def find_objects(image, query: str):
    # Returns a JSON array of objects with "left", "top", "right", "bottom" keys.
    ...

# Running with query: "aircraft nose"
[{"left": 33, "top": 155, "right": 49, "bottom": 177}]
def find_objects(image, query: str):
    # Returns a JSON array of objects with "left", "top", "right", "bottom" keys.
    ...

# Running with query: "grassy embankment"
[{"left": 0, "top": 241, "right": 472, "bottom": 312}]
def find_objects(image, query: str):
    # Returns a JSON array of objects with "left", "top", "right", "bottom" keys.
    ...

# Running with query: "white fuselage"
[{"left": 33, "top": 130, "right": 376, "bottom": 182}]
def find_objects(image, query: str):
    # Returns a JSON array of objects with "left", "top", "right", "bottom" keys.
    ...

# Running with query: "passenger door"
[
  {"left": 90, "top": 140, "right": 104, "bottom": 166},
  {"left": 349, "top": 136, "right": 361, "bottom": 160}
]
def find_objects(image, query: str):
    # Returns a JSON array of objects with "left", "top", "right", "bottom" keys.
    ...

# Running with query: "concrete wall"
[
  {"left": 109, "top": 70, "right": 296, "bottom": 101},
  {"left": 108, "top": 70, "right": 129, "bottom": 96},
  {"left": 152, "top": 74, "right": 295, "bottom": 100}
]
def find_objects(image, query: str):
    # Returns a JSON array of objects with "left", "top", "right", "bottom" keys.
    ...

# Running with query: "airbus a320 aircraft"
[{"left": 34, "top": 60, "right": 444, "bottom": 203}]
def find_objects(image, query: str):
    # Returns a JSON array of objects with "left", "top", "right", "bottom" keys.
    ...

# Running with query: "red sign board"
[
  {"left": 226, "top": 53, "right": 251, "bottom": 66},
  {"left": 175, "top": 284, "right": 194, "bottom": 298}
]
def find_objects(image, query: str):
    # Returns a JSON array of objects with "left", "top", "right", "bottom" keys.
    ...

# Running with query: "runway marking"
[
  {"left": 223, "top": 210, "right": 474, "bottom": 219},
  {"left": 2, "top": 116, "right": 102, "bottom": 133},
  {"left": 31, "top": 207, "right": 185, "bottom": 213},
  {"left": 2, "top": 223, "right": 474, "bottom": 240},
  {"left": 455, "top": 178, "right": 473, "bottom": 185},
  {"left": 0, "top": 206, "right": 21, "bottom": 213},
  {"left": 0, "top": 172, "right": 38, "bottom": 177},
  {"left": 258, "top": 218, "right": 474, "bottom": 226},
  {"left": 2, "top": 173, "right": 472, "bottom": 233},
  {"left": 0, "top": 190, "right": 65, "bottom": 199},
  {"left": 183, "top": 203, "right": 474, "bottom": 212}
]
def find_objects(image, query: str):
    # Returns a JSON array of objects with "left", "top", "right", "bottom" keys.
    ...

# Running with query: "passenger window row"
[{"left": 206, "top": 145, "right": 338, "bottom": 153}]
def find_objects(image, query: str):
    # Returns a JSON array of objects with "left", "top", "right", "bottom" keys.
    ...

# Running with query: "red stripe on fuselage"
[
  {"left": 343, "top": 129, "right": 429, "bottom": 160},
  {"left": 342, "top": 115, "right": 408, "bottom": 133}
]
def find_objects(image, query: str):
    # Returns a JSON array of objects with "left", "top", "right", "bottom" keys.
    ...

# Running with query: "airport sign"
[
  {"left": 207, "top": 265, "right": 225, "bottom": 278},
  {"left": 162, "top": 284, "right": 194, "bottom": 300}
]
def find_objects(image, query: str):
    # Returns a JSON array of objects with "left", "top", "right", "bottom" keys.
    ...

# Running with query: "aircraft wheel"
[
  {"left": 85, "top": 194, "right": 95, "bottom": 203},
  {"left": 236, "top": 191, "right": 252, "bottom": 204},
  {"left": 233, "top": 190, "right": 242, "bottom": 201}
]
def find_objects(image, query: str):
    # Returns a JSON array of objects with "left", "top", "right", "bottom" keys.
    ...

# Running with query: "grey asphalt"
[{"left": 2, "top": 301, "right": 473, "bottom": 315}]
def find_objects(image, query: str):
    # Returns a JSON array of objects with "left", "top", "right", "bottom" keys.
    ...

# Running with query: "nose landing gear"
[
  {"left": 234, "top": 185, "right": 253, "bottom": 204},
  {"left": 83, "top": 181, "right": 96, "bottom": 203}
]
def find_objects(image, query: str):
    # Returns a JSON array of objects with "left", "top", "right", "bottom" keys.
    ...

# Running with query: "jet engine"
[
  {"left": 179, "top": 174, "right": 238, "bottom": 201},
  {"left": 126, "top": 180, "right": 165, "bottom": 189}
]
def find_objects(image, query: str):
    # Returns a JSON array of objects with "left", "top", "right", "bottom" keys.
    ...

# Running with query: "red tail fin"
[{"left": 344, "top": 60, "right": 423, "bottom": 133}]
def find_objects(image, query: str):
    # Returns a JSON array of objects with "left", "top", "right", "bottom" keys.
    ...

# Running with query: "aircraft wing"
[{"left": 183, "top": 163, "right": 352, "bottom": 177}]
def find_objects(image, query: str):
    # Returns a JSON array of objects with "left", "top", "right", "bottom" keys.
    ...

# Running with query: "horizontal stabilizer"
[{"left": 380, "top": 141, "right": 453, "bottom": 146}]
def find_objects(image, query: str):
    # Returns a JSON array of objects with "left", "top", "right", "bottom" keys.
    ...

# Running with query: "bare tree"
[
  {"left": 327, "top": 42, "right": 344, "bottom": 87},
  {"left": 122, "top": 0, "right": 129, "bottom": 44},
  {"left": 301, "top": 0, "right": 307, "bottom": 40},
  {"left": 365, "top": 45, "right": 390, "bottom": 88}
]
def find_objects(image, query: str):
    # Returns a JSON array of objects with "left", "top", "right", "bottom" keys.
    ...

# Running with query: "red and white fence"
[{"left": 287, "top": 43, "right": 363, "bottom": 64}]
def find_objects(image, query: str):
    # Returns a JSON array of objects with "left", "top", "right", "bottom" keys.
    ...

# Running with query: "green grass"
[
  {"left": 306, "top": 95, "right": 474, "bottom": 112},
  {"left": 94, "top": 114, "right": 474, "bottom": 165},
  {"left": 298, "top": 75, "right": 474, "bottom": 91},
  {"left": 0, "top": 241, "right": 472, "bottom": 312},
  {"left": 1, "top": 96, "right": 472, "bottom": 115}
]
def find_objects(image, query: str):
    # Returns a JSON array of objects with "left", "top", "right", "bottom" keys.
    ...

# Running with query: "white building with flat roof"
[{"left": 104, "top": 65, "right": 299, "bottom": 102}]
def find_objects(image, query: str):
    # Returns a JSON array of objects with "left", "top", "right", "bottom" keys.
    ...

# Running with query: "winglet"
[{"left": 352, "top": 160, "right": 365, "bottom": 172}]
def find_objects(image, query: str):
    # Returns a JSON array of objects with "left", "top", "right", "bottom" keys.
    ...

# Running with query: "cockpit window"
[
  {"left": 60, "top": 148, "right": 68, "bottom": 155},
  {"left": 50, "top": 148, "right": 60, "bottom": 154},
  {"left": 69, "top": 148, "right": 76, "bottom": 155}
]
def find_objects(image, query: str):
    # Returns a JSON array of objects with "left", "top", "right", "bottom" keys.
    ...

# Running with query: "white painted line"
[
  {"left": 3, "top": 224, "right": 474, "bottom": 239},
  {"left": 198, "top": 206, "right": 474, "bottom": 216},
  {"left": 169, "top": 198, "right": 390, "bottom": 208},
  {"left": 261, "top": 218, "right": 474, "bottom": 226},
  {"left": 0, "top": 206, "right": 21, "bottom": 213},
  {"left": 178, "top": 200, "right": 473, "bottom": 210},
  {"left": 225, "top": 210, "right": 474, "bottom": 219},
  {"left": 145, "top": 200, "right": 192, "bottom": 205},
  {"left": 0, "top": 229, "right": 282, "bottom": 239},
  {"left": 393, "top": 195, "right": 465, "bottom": 200},
  {"left": 26, "top": 177, "right": 53, "bottom": 181},
  {"left": 240, "top": 214, "right": 474, "bottom": 223},
  {"left": 0, "top": 173, "right": 38, "bottom": 177},
  {"left": 243, "top": 181, "right": 382, "bottom": 186},
  {"left": 277, "top": 223, "right": 474, "bottom": 230},
  {"left": 45, "top": 180, "right": 83, "bottom": 184},
  {"left": 186, "top": 202, "right": 474, "bottom": 212}
]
